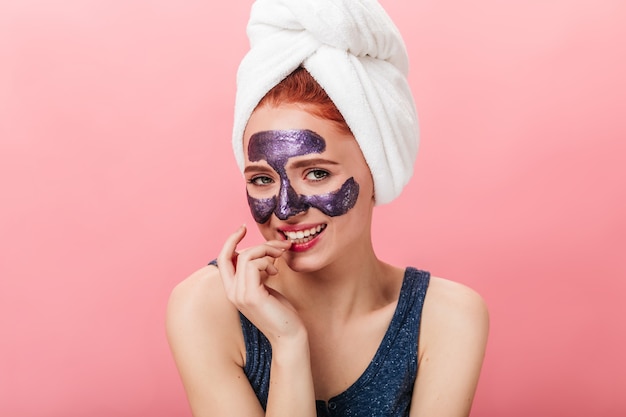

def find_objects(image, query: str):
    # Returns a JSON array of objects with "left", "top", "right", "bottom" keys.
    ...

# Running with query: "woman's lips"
[{"left": 279, "top": 224, "right": 327, "bottom": 251}]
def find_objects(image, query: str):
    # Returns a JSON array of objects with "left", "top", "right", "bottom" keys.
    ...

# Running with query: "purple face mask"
[{"left": 246, "top": 129, "right": 360, "bottom": 224}]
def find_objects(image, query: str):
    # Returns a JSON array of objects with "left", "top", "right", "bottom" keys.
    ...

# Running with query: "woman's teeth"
[{"left": 284, "top": 225, "right": 325, "bottom": 244}]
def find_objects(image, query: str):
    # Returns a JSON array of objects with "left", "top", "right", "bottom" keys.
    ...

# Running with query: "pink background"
[{"left": 1, "top": 0, "right": 625, "bottom": 415}]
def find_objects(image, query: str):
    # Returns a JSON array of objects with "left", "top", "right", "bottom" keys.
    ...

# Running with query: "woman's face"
[{"left": 243, "top": 103, "right": 375, "bottom": 271}]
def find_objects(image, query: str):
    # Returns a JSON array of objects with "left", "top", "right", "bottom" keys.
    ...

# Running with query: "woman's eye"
[
  {"left": 249, "top": 176, "right": 274, "bottom": 186},
  {"left": 305, "top": 169, "right": 329, "bottom": 181}
]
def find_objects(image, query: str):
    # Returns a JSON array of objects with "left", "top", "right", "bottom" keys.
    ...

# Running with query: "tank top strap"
[{"left": 392, "top": 266, "right": 430, "bottom": 338}]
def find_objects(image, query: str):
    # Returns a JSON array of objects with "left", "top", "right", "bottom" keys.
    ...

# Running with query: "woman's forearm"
[{"left": 265, "top": 330, "right": 317, "bottom": 417}]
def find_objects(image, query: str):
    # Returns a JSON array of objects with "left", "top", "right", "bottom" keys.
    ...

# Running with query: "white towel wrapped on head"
[{"left": 232, "top": 0, "right": 419, "bottom": 205}]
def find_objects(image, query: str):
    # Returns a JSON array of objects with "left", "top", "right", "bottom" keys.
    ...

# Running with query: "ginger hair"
[{"left": 256, "top": 67, "right": 352, "bottom": 135}]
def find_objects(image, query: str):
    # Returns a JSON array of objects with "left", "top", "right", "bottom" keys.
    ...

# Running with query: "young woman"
[{"left": 167, "top": 1, "right": 488, "bottom": 416}]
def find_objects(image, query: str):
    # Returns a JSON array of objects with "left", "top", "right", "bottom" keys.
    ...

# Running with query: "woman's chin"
[{"left": 280, "top": 252, "right": 327, "bottom": 274}]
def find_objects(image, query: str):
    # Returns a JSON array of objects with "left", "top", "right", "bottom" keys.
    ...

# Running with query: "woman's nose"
[{"left": 274, "top": 179, "right": 308, "bottom": 220}]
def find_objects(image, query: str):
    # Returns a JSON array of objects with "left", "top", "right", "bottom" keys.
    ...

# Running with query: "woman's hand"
[
  {"left": 217, "top": 225, "right": 305, "bottom": 346},
  {"left": 216, "top": 225, "right": 316, "bottom": 417}
]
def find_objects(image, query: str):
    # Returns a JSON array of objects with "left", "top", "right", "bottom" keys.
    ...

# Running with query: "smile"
[{"left": 281, "top": 224, "right": 326, "bottom": 244}]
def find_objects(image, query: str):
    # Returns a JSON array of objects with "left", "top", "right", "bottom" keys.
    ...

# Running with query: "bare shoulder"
[
  {"left": 167, "top": 264, "right": 225, "bottom": 317},
  {"left": 410, "top": 277, "right": 489, "bottom": 416},
  {"left": 167, "top": 265, "right": 231, "bottom": 327},
  {"left": 166, "top": 264, "right": 244, "bottom": 367},
  {"left": 423, "top": 276, "right": 489, "bottom": 337},
  {"left": 419, "top": 276, "right": 489, "bottom": 360},
  {"left": 166, "top": 265, "right": 257, "bottom": 416}
]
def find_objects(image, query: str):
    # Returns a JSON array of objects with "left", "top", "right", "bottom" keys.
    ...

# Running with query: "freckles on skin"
[{"left": 246, "top": 129, "right": 360, "bottom": 224}]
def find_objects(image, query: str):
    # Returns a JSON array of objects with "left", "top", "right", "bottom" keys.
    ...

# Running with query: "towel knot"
[{"left": 248, "top": 0, "right": 408, "bottom": 75}]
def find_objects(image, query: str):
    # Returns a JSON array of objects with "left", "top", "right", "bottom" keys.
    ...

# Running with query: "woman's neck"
[{"left": 270, "top": 250, "right": 402, "bottom": 324}]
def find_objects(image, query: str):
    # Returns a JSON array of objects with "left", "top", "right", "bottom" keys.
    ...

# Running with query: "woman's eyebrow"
[
  {"left": 289, "top": 158, "right": 339, "bottom": 169},
  {"left": 243, "top": 165, "right": 273, "bottom": 174}
]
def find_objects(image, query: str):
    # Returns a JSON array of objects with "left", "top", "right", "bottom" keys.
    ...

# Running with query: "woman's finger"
[
  {"left": 234, "top": 243, "right": 287, "bottom": 295},
  {"left": 265, "top": 258, "right": 279, "bottom": 276},
  {"left": 251, "top": 256, "right": 279, "bottom": 276},
  {"left": 235, "top": 242, "right": 288, "bottom": 266},
  {"left": 232, "top": 256, "right": 282, "bottom": 308},
  {"left": 217, "top": 224, "right": 247, "bottom": 288}
]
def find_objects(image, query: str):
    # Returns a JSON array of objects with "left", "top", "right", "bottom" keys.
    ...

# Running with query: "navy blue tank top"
[{"left": 236, "top": 266, "right": 430, "bottom": 417}]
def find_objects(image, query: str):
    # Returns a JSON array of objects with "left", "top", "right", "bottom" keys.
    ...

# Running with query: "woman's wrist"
[
  {"left": 267, "top": 328, "right": 316, "bottom": 417},
  {"left": 269, "top": 326, "right": 310, "bottom": 365}
]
